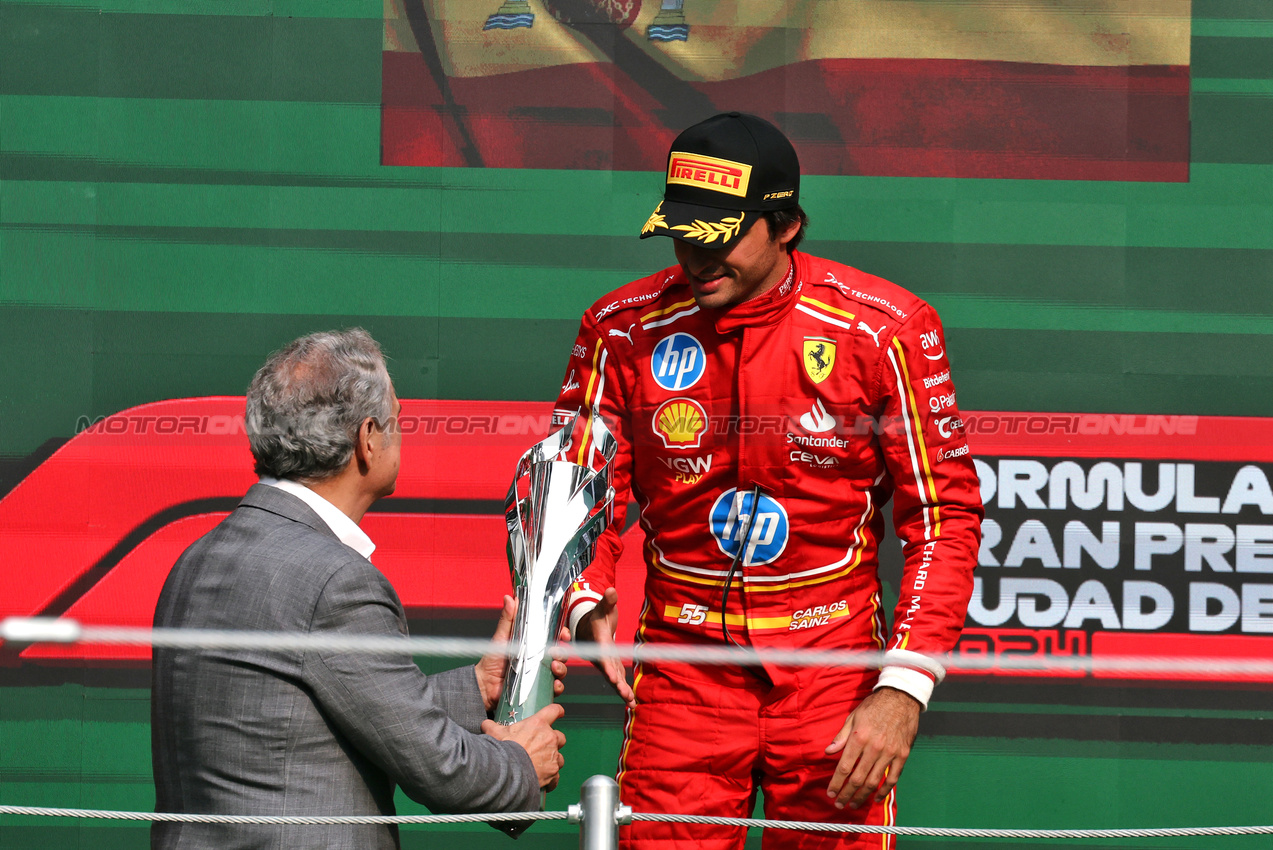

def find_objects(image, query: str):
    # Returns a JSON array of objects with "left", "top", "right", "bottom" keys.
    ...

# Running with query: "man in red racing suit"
[{"left": 553, "top": 113, "right": 982, "bottom": 849}]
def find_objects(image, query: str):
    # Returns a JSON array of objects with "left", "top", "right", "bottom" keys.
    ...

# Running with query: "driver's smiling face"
[{"left": 673, "top": 217, "right": 799, "bottom": 310}]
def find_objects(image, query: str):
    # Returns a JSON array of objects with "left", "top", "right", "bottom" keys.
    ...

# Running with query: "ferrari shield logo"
[{"left": 803, "top": 338, "right": 836, "bottom": 384}]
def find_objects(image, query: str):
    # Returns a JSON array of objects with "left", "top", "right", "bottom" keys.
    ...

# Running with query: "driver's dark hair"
[{"left": 762, "top": 205, "right": 809, "bottom": 253}]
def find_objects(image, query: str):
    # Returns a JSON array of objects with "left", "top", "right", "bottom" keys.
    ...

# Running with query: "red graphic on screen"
[{"left": 2, "top": 400, "right": 1271, "bottom": 678}]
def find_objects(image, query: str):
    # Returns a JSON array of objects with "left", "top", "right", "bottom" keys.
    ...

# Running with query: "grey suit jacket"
[{"left": 151, "top": 483, "right": 538, "bottom": 850}]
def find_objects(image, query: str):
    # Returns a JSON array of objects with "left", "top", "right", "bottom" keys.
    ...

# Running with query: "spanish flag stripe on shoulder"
[
  {"left": 641, "top": 297, "right": 697, "bottom": 323},
  {"left": 799, "top": 295, "right": 855, "bottom": 321}
]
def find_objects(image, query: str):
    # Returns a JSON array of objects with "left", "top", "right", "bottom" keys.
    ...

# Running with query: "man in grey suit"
[{"left": 152, "top": 328, "right": 566, "bottom": 849}]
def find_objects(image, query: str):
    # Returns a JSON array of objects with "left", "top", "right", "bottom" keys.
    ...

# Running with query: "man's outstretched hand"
[
  {"left": 824, "top": 687, "right": 921, "bottom": 810},
  {"left": 475, "top": 595, "right": 571, "bottom": 712},
  {"left": 575, "top": 587, "right": 636, "bottom": 708}
]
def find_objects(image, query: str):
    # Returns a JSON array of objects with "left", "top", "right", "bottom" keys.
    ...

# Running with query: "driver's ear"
[{"left": 776, "top": 218, "right": 800, "bottom": 247}]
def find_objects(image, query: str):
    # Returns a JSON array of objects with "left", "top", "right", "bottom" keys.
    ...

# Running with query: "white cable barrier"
[
  {"left": 3, "top": 616, "right": 1273, "bottom": 678},
  {"left": 3, "top": 800, "right": 1273, "bottom": 840},
  {"left": 0, "top": 806, "right": 566, "bottom": 825},
  {"left": 4, "top": 618, "right": 1273, "bottom": 847},
  {"left": 630, "top": 816, "right": 1273, "bottom": 839}
]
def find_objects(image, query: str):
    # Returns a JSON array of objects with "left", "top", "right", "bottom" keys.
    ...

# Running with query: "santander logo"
[{"left": 799, "top": 398, "right": 836, "bottom": 434}]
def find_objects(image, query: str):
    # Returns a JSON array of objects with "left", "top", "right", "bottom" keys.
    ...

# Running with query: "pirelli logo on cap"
[{"left": 667, "top": 153, "right": 751, "bottom": 198}]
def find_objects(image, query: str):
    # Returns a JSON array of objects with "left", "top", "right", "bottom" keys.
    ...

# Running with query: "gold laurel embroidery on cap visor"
[
  {"left": 642, "top": 202, "right": 668, "bottom": 235},
  {"left": 670, "top": 212, "right": 744, "bottom": 245}
]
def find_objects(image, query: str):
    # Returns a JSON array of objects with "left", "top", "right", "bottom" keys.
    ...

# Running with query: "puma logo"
[
  {"left": 608, "top": 324, "right": 636, "bottom": 344},
  {"left": 857, "top": 321, "right": 882, "bottom": 347}
]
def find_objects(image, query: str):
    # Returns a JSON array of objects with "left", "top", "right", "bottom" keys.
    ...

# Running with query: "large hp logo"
[
  {"left": 651, "top": 333, "right": 706, "bottom": 391},
  {"left": 709, "top": 489, "right": 789, "bottom": 566}
]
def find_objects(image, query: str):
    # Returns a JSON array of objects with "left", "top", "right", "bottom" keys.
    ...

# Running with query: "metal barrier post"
[{"left": 568, "top": 775, "right": 632, "bottom": 850}]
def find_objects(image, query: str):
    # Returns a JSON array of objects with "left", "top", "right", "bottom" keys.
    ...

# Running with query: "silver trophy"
[{"left": 497, "top": 408, "right": 618, "bottom": 725}]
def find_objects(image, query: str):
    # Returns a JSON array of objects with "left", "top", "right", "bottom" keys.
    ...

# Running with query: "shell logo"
[{"left": 652, "top": 397, "right": 708, "bottom": 449}]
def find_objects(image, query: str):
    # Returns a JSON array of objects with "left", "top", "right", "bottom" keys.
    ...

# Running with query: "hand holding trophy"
[{"left": 497, "top": 408, "right": 618, "bottom": 727}]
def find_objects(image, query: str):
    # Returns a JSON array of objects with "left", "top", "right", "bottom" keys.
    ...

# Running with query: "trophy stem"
[{"left": 495, "top": 653, "right": 557, "bottom": 724}]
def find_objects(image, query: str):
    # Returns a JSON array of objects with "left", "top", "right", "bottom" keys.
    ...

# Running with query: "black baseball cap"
[{"left": 640, "top": 112, "right": 800, "bottom": 249}]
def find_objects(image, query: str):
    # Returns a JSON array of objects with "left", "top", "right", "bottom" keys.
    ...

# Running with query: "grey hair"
[{"left": 245, "top": 328, "right": 393, "bottom": 481}]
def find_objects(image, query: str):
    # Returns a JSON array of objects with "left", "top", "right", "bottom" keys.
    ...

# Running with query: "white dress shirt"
[{"left": 258, "top": 477, "right": 376, "bottom": 561}]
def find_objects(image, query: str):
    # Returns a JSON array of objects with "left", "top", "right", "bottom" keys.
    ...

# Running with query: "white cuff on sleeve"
[
  {"left": 881, "top": 648, "right": 946, "bottom": 682},
  {"left": 873, "top": 666, "right": 934, "bottom": 709},
  {"left": 567, "top": 598, "right": 600, "bottom": 640}
]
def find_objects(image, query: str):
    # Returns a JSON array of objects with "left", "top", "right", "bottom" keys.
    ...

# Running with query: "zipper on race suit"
[
  {"left": 728, "top": 326, "right": 754, "bottom": 645},
  {"left": 737, "top": 325, "right": 751, "bottom": 485},
  {"left": 720, "top": 482, "right": 761, "bottom": 649}
]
